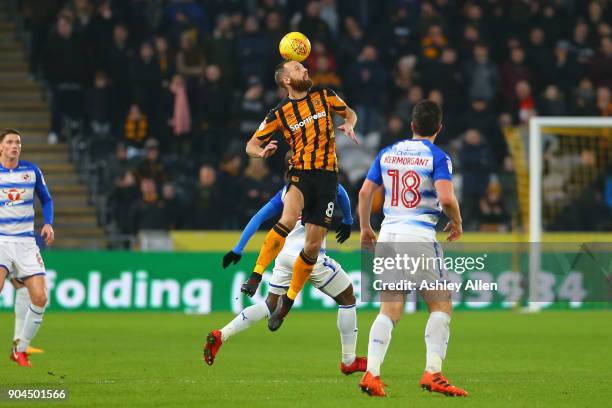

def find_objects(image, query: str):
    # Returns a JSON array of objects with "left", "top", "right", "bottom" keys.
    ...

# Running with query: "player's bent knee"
[
  {"left": 265, "top": 294, "right": 280, "bottom": 313},
  {"left": 380, "top": 301, "right": 404, "bottom": 323},
  {"left": 28, "top": 287, "right": 48, "bottom": 307},
  {"left": 302, "top": 243, "right": 321, "bottom": 259},
  {"left": 334, "top": 285, "right": 356, "bottom": 306},
  {"left": 30, "top": 292, "right": 47, "bottom": 308}
]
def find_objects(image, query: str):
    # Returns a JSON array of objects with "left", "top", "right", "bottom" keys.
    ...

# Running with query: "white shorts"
[
  {"left": 376, "top": 231, "right": 448, "bottom": 287},
  {"left": 268, "top": 253, "right": 351, "bottom": 298},
  {"left": 0, "top": 241, "right": 46, "bottom": 282}
]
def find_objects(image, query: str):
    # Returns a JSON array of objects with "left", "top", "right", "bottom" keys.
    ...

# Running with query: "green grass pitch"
[{"left": 1, "top": 310, "right": 611, "bottom": 407}]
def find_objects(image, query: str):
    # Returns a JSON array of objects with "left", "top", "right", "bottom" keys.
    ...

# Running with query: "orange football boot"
[
  {"left": 420, "top": 371, "right": 468, "bottom": 397},
  {"left": 10, "top": 348, "right": 31, "bottom": 367},
  {"left": 203, "top": 330, "right": 223, "bottom": 366},
  {"left": 359, "top": 371, "right": 387, "bottom": 397},
  {"left": 340, "top": 356, "right": 367, "bottom": 375}
]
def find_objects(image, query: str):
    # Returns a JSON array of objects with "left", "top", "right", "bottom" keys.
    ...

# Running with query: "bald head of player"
[
  {"left": 0, "top": 128, "right": 22, "bottom": 165},
  {"left": 274, "top": 60, "right": 313, "bottom": 95},
  {"left": 411, "top": 100, "right": 443, "bottom": 141}
]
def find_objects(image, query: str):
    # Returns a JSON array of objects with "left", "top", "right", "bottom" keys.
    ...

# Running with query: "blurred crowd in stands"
[{"left": 20, "top": 0, "right": 612, "bottom": 234}]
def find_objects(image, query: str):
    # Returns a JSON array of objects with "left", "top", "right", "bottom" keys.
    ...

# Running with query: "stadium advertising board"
[{"left": 0, "top": 246, "right": 608, "bottom": 312}]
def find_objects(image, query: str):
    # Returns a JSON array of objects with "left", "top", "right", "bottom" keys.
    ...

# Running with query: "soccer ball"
[{"left": 279, "top": 32, "right": 311, "bottom": 62}]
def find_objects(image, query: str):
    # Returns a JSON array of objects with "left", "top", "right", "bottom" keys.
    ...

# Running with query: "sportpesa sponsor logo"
[{"left": 289, "top": 111, "right": 326, "bottom": 131}]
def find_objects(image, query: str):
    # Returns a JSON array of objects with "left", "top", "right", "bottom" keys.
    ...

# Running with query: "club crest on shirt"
[
  {"left": 2, "top": 188, "right": 26, "bottom": 205},
  {"left": 22, "top": 173, "right": 31, "bottom": 182}
]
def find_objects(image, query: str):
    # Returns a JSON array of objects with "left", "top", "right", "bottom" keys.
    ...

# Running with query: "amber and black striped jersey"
[{"left": 253, "top": 87, "right": 348, "bottom": 172}]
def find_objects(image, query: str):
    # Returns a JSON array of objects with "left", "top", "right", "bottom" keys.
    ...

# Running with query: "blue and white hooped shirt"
[
  {"left": 366, "top": 139, "right": 453, "bottom": 241},
  {"left": 0, "top": 160, "right": 54, "bottom": 243}
]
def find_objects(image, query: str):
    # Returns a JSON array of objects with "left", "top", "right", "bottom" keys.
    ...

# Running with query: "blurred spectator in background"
[
  {"left": 168, "top": 75, "right": 192, "bottom": 153},
  {"left": 590, "top": 36, "right": 612, "bottom": 88},
  {"left": 154, "top": 35, "right": 176, "bottom": 81},
  {"left": 310, "top": 51, "right": 342, "bottom": 89},
  {"left": 163, "top": 0, "right": 207, "bottom": 44},
  {"left": 396, "top": 85, "right": 423, "bottom": 123},
  {"left": 526, "top": 27, "right": 554, "bottom": 89},
  {"left": 538, "top": 85, "right": 568, "bottom": 117},
  {"left": 378, "top": 114, "right": 405, "bottom": 150},
  {"left": 319, "top": 0, "right": 339, "bottom": 37},
  {"left": 203, "top": 14, "right": 236, "bottom": 84},
  {"left": 462, "top": 98, "right": 503, "bottom": 158},
  {"left": 458, "top": 129, "right": 492, "bottom": 231},
  {"left": 103, "top": 23, "right": 132, "bottom": 126},
  {"left": 477, "top": 181, "right": 510, "bottom": 232},
  {"left": 421, "top": 24, "right": 448, "bottom": 62},
  {"left": 161, "top": 182, "right": 183, "bottom": 230},
  {"left": 513, "top": 80, "right": 537, "bottom": 125},
  {"left": 90, "top": 1, "right": 115, "bottom": 57},
  {"left": 131, "top": 178, "right": 170, "bottom": 231},
  {"left": 199, "top": 65, "right": 232, "bottom": 158},
  {"left": 22, "top": 0, "right": 62, "bottom": 79},
  {"left": 458, "top": 24, "right": 480, "bottom": 61},
  {"left": 43, "top": 14, "right": 87, "bottom": 144},
  {"left": 382, "top": 5, "right": 416, "bottom": 66},
  {"left": 596, "top": 86, "right": 612, "bottom": 116},
  {"left": 501, "top": 47, "right": 533, "bottom": 111},
  {"left": 176, "top": 31, "right": 205, "bottom": 90},
  {"left": 305, "top": 40, "right": 337, "bottom": 78},
  {"left": 123, "top": 104, "right": 149, "bottom": 156},
  {"left": 190, "top": 164, "right": 221, "bottom": 229},
  {"left": 571, "top": 21, "right": 595, "bottom": 69},
  {"left": 86, "top": 70, "right": 114, "bottom": 157},
  {"left": 337, "top": 16, "right": 364, "bottom": 76},
  {"left": 71, "top": 0, "right": 94, "bottom": 35},
  {"left": 236, "top": 16, "right": 269, "bottom": 87},
  {"left": 572, "top": 78, "right": 598, "bottom": 116},
  {"left": 549, "top": 40, "right": 581, "bottom": 96},
  {"left": 298, "top": 0, "right": 333, "bottom": 46},
  {"left": 241, "top": 158, "right": 282, "bottom": 222},
  {"left": 347, "top": 45, "right": 387, "bottom": 135},
  {"left": 131, "top": 41, "right": 162, "bottom": 121},
  {"left": 105, "top": 142, "right": 131, "bottom": 188},
  {"left": 217, "top": 153, "right": 244, "bottom": 229},
  {"left": 137, "top": 139, "right": 168, "bottom": 186},
  {"left": 390, "top": 55, "right": 417, "bottom": 106},
  {"left": 110, "top": 169, "right": 140, "bottom": 235},
  {"left": 238, "top": 78, "right": 267, "bottom": 141},
  {"left": 463, "top": 42, "right": 498, "bottom": 104}
]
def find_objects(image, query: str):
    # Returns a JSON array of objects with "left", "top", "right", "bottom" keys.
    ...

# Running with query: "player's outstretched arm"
[
  {"left": 223, "top": 190, "right": 284, "bottom": 268},
  {"left": 335, "top": 184, "right": 353, "bottom": 244},
  {"left": 434, "top": 180, "right": 463, "bottom": 242},
  {"left": 358, "top": 180, "right": 379, "bottom": 249}
]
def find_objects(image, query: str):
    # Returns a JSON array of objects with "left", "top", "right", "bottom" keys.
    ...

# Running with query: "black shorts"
[{"left": 287, "top": 169, "right": 338, "bottom": 229}]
